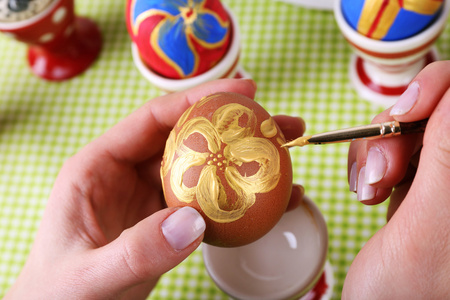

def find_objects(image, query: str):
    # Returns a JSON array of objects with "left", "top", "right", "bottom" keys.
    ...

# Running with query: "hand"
[
  {"left": 344, "top": 61, "right": 450, "bottom": 299},
  {"left": 5, "top": 78, "right": 305, "bottom": 299}
]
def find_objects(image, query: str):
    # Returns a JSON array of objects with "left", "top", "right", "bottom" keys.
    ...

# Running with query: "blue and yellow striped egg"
[{"left": 341, "top": 0, "right": 444, "bottom": 41}]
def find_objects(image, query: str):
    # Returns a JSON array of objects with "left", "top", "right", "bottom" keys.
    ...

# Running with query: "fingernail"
[
  {"left": 162, "top": 207, "right": 206, "bottom": 250},
  {"left": 241, "top": 78, "right": 257, "bottom": 89},
  {"left": 357, "top": 167, "right": 376, "bottom": 201},
  {"left": 390, "top": 81, "right": 420, "bottom": 116},
  {"left": 365, "top": 147, "right": 387, "bottom": 184},
  {"left": 349, "top": 162, "right": 357, "bottom": 192},
  {"left": 292, "top": 184, "right": 305, "bottom": 197},
  {"left": 297, "top": 117, "right": 306, "bottom": 132}
]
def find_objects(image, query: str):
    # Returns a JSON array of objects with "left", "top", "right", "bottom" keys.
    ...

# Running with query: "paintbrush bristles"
[{"left": 282, "top": 135, "right": 311, "bottom": 148}]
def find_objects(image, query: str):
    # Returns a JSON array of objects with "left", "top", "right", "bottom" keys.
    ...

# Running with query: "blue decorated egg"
[
  {"left": 126, "top": 0, "right": 231, "bottom": 79},
  {"left": 341, "top": 0, "right": 444, "bottom": 41}
]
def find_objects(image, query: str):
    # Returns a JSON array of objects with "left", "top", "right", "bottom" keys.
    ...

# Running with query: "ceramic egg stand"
[
  {"left": 203, "top": 196, "right": 334, "bottom": 300},
  {"left": 0, "top": 0, "right": 102, "bottom": 81},
  {"left": 334, "top": 0, "right": 450, "bottom": 107}
]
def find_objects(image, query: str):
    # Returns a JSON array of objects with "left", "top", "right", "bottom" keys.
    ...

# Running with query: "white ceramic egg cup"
[
  {"left": 334, "top": 0, "right": 450, "bottom": 107},
  {"left": 203, "top": 196, "right": 334, "bottom": 300},
  {"left": 131, "top": 6, "right": 249, "bottom": 93},
  {"left": 277, "top": 0, "right": 334, "bottom": 10}
]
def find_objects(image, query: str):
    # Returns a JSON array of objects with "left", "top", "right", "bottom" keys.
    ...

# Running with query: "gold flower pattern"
[{"left": 161, "top": 96, "right": 281, "bottom": 223}]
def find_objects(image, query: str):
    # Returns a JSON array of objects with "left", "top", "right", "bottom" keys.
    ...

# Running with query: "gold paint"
[
  {"left": 198, "top": 94, "right": 221, "bottom": 107},
  {"left": 179, "top": 6, "right": 198, "bottom": 25},
  {"left": 282, "top": 135, "right": 311, "bottom": 148},
  {"left": 185, "top": 0, "right": 230, "bottom": 50},
  {"left": 161, "top": 130, "right": 177, "bottom": 177},
  {"left": 358, "top": 0, "right": 411, "bottom": 40},
  {"left": 213, "top": 103, "right": 257, "bottom": 144},
  {"left": 405, "top": 0, "right": 443, "bottom": 15},
  {"left": 133, "top": 9, "right": 173, "bottom": 36},
  {"left": 162, "top": 95, "right": 281, "bottom": 223},
  {"left": 260, "top": 117, "right": 278, "bottom": 138},
  {"left": 177, "top": 103, "right": 195, "bottom": 128},
  {"left": 150, "top": 19, "right": 195, "bottom": 77},
  {"left": 278, "top": 137, "right": 290, "bottom": 154}
]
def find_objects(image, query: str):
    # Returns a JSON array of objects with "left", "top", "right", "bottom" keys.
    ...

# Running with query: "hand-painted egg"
[
  {"left": 0, "top": 0, "right": 54, "bottom": 22},
  {"left": 126, "top": 0, "right": 231, "bottom": 79},
  {"left": 341, "top": 0, "right": 444, "bottom": 41},
  {"left": 161, "top": 92, "right": 293, "bottom": 247}
]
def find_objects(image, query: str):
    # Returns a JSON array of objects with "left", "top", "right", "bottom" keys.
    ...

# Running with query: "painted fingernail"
[
  {"left": 349, "top": 162, "right": 357, "bottom": 192},
  {"left": 390, "top": 81, "right": 420, "bottom": 116},
  {"left": 357, "top": 166, "right": 376, "bottom": 201},
  {"left": 365, "top": 147, "right": 387, "bottom": 184},
  {"left": 162, "top": 207, "right": 206, "bottom": 250}
]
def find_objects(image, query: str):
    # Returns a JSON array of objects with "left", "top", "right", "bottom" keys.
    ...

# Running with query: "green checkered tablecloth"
[{"left": 1, "top": 1, "right": 449, "bottom": 299}]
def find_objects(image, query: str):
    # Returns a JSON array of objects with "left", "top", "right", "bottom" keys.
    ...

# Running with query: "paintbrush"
[{"left": 282, "top": 119, "right": 428, "bottom": 148}]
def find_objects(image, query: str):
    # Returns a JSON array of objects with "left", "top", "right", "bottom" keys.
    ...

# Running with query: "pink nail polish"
[
  {"left": 365, "top": 147, "right": 387, "bottom": 184},
  {"left": 349, "top": 162, "right": 357, "bottom": 192},
  {"left": 357, "top": 167, "right": 376, "bottom": 202},
  {"left": 390, "top": 81, "right": 420, "bottom": 116},
  {"left": 162, "top": 207, "right": 206, "bottom": 250}
]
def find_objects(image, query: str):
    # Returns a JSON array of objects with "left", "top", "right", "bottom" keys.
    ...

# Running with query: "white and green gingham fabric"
[{"left": 1, "top": 1, "right": 449, "bottom": 299}]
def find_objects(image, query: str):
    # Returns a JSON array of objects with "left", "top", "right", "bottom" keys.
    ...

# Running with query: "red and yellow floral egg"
[
  {"left": 126, "top": 0, "right": 231, "bottom": 79},
  {"left": 161, "top": 92, "right": 293, "bottom": 247}
]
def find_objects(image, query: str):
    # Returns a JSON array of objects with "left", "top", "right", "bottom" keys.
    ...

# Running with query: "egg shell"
[
  {"left": 161, "top": 92, "right": 293, "bottom": 247},
  {"left": 341, "top": 0, "right": 443, "bottom": 41},
  {"left": 125, "top": 0, "right": 231, "bottom": 79}
]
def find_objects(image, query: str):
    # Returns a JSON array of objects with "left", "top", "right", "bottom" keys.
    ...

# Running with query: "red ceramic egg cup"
[{"left": 0, "top": 0, "right": 102, "bottom": 81}]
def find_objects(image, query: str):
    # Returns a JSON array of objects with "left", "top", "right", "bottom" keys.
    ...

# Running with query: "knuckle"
[{"left": 120, "top": 231, "right": 153, "bottom": 281}]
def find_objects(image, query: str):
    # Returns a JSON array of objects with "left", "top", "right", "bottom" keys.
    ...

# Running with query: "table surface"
[{"left": 1, "top": 1, "right": 449, "bottom": 299}]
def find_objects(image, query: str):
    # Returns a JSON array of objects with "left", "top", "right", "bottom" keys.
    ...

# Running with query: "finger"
[
  {"left": 285, "top": 184, "right": 304, "bottom": 212},
  {"left": 389, "top": 60, "right": 450, "bottom": 121},
  {"left": 348, "top": 141, "right": 400, "bottom": 205},
  {"left": 351, "top": 135, "right": 419, "bottom": 204},
  {"left": 348, "top": 109, "right": 422, "bottom": 204},
  {"left": 272, "top": 115, "right": 306, "bottom": 141},
  {"left": 348, "top": 140, "right": 362, "bottom": 192},
  {"left": 351, "top": 60, "right": 450, "bottom": 201},
  {"left": 352, "top": 61, "right": 450, "bottom": 201},
  {"left": 363, "top": 135, "right": 421, "bottom": 187},
  {"left": 89, "top": 78, "right": 257, "bottom": 164},
  {"left": 82, "top": 207, "right": 205, "bottom": 298}
]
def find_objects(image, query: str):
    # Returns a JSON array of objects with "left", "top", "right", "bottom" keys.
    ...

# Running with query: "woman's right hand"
[{"left": 344, "top": 61, "right": 450, "bottom": 299}]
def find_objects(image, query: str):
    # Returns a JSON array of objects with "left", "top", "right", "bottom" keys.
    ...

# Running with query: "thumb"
[
  {"left": 410, "top": 89, "right": 450, "bottom": 208},
  {"left": 85, "top": 206, "right": 205, "bottom": 298}
]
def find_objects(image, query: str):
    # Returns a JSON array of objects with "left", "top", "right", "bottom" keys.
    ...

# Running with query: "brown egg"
[{"left": 161, "top": 92, "right": 292, "bottom": 247}]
